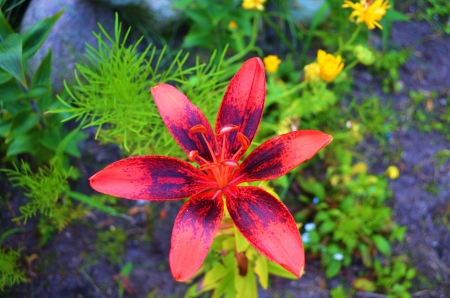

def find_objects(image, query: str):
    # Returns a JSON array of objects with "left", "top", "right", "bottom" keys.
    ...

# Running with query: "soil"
[{"left": 2, "top": 10, "right": 450, "bottom": 298}]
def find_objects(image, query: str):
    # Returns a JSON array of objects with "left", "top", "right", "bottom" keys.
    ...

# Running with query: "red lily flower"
[{"left": 90, "top": 58, "right": 332, "bottom": 282}]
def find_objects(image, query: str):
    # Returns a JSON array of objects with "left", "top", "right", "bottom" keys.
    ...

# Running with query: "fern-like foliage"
[
  {"left": 3, "top": 161, "right": 85, "bottom": 230},
  {"left": 52, "top": 15, "right": 231, "bottom": 157},
  {"left": 0, "top": 248, "right": 28, "bottom": 290}
]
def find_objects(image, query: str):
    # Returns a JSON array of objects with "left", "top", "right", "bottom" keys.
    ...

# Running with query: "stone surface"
[
  {"left": 20, "top": 0, "right": 115, "bottom": 93},
  {"left": 290, "top": 0, "right": 328, "bottom": 24},
  {"left": 93, "top": 0, "right": 180, "bottom": 28}
]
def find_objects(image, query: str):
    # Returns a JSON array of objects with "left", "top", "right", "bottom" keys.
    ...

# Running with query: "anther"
[
  {"left": 189, "top": 124, "right": 208, "bottom": 134},
  {"left": 218, "top": 124, "right": 239, "bottom": 136},
  {"left": 237, "top": 132, "right": 250, "bottom": 150},
  {"left": 188, "top": 150, "right": 198, "bottom": 162},
  {"left": 221, "top": 160, "right": 239, "bottom": 168}
]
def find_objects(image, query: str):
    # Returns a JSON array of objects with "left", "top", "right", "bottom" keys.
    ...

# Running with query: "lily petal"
[
  {"left": 170, "top": 191, "right": 224, "bottom": 281},
  {"left": 151, "top": 84, "right": 216, "bottom": 163},
  {"left": 89, "top": 156, "right": 211, "bottom": 201},
  {"left": 226, "top": 186, "right": 304, "bottom": 277},
  {"left": 236, "top": 130, "right": 332, "bottom": 182},
  {"left": 216, "top": 58, "right": 266, "bottom": 160}
]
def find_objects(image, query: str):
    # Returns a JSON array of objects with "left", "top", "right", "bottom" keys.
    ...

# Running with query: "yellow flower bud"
[
  {"left": 354, "top": 45, "right": 377, "bottom": 66},
  {"left": 263, "top": 55, "right": 281, "bottom": 74},
  {"left": 228, "top": 20, "right": 237, "bottom": 30},
  {"left": 385, "top": 166, "right": 400, "bottom": 180}
]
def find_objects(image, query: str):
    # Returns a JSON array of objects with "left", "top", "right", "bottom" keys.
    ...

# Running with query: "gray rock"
[
  {"left": 290, "top": 0, "right": 328, "bottom": 24},
  {"left": 20, "top": 0, "right": 115, "bottom": 93},
  {"left": 92, "top": 0, "right": 180, "bottom": 28}
]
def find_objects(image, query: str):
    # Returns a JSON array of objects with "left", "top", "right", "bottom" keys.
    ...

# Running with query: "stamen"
[
  {"left": 211, "top": 189, "right": 223, "bottom": 200},
  {"left": 200, "top": 163, "right": 220, "bottom": 171},
  {"left": 224, "top": 187, "right": 237, "bottom": 198},
  {"left": 237, "top": 132, "right": 250, "bottom": 150},
  {"left": 189, "top": 124, "right": 208, "bottom": 134},
  {"left": 188, "top": 150, "right": 198, "bottom": 162},
  {"left": 228, "top": 174, "right": 245, "bottom": 186},
  {"left": 218, "top": 124, "right": 239, "bottom": 136}
]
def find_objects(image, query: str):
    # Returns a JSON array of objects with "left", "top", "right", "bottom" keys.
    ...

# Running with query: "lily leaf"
[
  {"left": 0, "top": 33, "right": 28, "bottom": 88},
  {"left": 22, "top": 10, "right": 63, "bottom": 61},
  {"left": 0, "top": 10, "right": 14, "bottom": 39}
]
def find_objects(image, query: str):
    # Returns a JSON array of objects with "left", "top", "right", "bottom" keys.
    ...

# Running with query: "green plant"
[
  {"left": 352, "top": 256, "right": 416, "bottom": 297},
  {"left": 52, "top": 15, "right": 233, "bottom": 157},
  {"left": 417, "top": 0, "right": 450, "bottom": 34},
  {"left": 371, "top": 49, "right": 410, "bottom": 93},
  {"left": 95, "top": 226, "right": 127, "bottom": 265},
  {"left": 297, "top": 147, "right": 406, "bottom": 278},
  {"left": 0, "top": 9, "right": 86, "bottom": 166},
  {"left": 0, "top": 248, "right": 28, "bottom": 290},
  {"left": 2, "top": 161, "right": 85, "bottom": 230}
]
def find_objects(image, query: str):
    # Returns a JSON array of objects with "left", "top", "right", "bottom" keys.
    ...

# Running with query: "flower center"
[{"left": 188, "top": 124, "right": 249, "bottom": 191}]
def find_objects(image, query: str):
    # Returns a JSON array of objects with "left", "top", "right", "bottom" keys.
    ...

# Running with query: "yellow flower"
[
  {"left": 385, "top": 165, "right": 400, "bottom": 180},
  {"left": 242, "top": 0, "right": 266, "bottom": 10},
  {"left": 228, "top": 20, "right": 237, "bottom": 30},
  {"left": 342, "top": 0, "right": 391, "bottom": 30},
  {"left": 263, "top": 55, "right": 281, "bottom": 74},
  {"left": 304, "top": 50, "right": 344, "bottom": 83},
  {"left": 303, "top": 62, "right": 321, "bottom": 82}
]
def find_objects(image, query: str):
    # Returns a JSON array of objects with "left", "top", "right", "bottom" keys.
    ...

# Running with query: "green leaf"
[
  {"left": 405, "top": 268, "right": 416, "bottom": 280},
  {"left": 234, "top": 225, "right": 250, "bottom": 253},
  {"left": 319, "top": 220, "right": 335, "bottom": 234},
  {"left": 0, "top": 117, "right": 12, "bottom": 136},
  {"left": 6, "top": 110, "right": 38, "bottom": 141},
  {"left": 0, "top": 79, "right": 22, "bottom": 103},
  {"left": 234, "top": 260, "right": 257, "bottom": 298},
  {"left": 254, "top": 254, "right": 268, "bottom": 290},
  {"left": 372, "top": 235, "right": 391, "bottom": 257},
  {"left": 325, "top": 260, "right": 342, "bottom": 278},
  {"left": 0, "top": 69, "right": 12, "bottom": 84},
  {"left": 0, "top": 10, "right": 14, "bottom": 39},
  {"left": 359, "top": 243, "right": 372, "bottom": 267},
  {"left": 298, "top": 177, "right": 326, "bottom": 200},
  {"left": 184, "top": 9, "right": 212, "bottom": 26},
  {"left": 6, "top": 133, "right": 38, "bottom": 156},
  {"left": 212, "top": 263, "right": 236, "bottom": 298},
  {"left": 384, "top": 8, "right": 410, "bottom": 22},
  {"left": 0, "top": 33, "right": 28, "bottom": 88},
  {"left": 120, "top": 261, "right": 133, "bottom": 276},
  {"left": 31, "top": 49, "right": 52, "bottom": 90},
  {"left": 22, "top": 10, "right": 63, "bottom": 61},
  {"left": 267, "top": 260, "right": 298, "bottom": 279},
  {"left": 200, "top": 261, "right": 229, "bottom": 292},
  {"left": 353, "top": 277, "right": 376, "bottom": 292},
  {"left": 68, "top": 191, "right": 130, "bottom": 220},
  {"left": 0, "top": 227, "right": 23, "bottom": 244}
]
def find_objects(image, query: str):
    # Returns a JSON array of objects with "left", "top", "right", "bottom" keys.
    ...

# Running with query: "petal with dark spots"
[
  {"left": 151, "top": 84, "right": 217, "bottom": 163},
  {"left": 215, "top": 58, "right": 266, "bottom": 160},
  {"left": 170, "top": 191, "right": 224, "bottom": 281},
  {"left": 226, "top": 186, "right": 304, "bottom": 277},
  {"left": 236, "top": 130, "right": 332, "bottom": 182},
  {"left": 89, "top": 156, "right": 211, "bottom": 201}
]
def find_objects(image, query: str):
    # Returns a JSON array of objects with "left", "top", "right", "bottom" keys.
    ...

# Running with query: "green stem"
[
  {"left": 226, "top": 14, "right": 260, "bottom": 65},
  {"left": 343, "top": 59, "right": 359, "bottom": 73},
  {"left": 262, "top": 13, "right": 296, "bottom": 56},
  {"left": 280, "top": 167, "right": 300, "bottom": 200},
  {"left": 337, "top": 25, "right": 362, "bottom": 55},
  {"left": 266, "top": 81, "right": 307, "bottom": 105}
]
